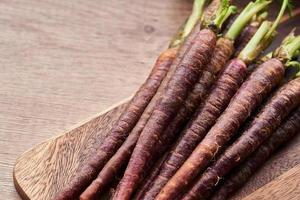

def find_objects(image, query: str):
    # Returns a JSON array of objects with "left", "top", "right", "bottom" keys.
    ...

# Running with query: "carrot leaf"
[{"left": 225, "top": 0, "right": 271, "bottom": 41}]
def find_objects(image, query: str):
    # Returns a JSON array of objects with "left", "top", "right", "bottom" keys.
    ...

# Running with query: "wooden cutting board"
[
  {"left": 13, "top": 97, "right": 300, "bottom": 200},
  {"left": 13, "top": 1, "right": 300, "bottom": 200}
]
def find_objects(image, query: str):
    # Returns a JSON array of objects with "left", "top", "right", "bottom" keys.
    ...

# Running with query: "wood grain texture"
[
  {"left": 14, "top": 101, "right": 129, "bottom": 200},
  {"left": 243, "top": 164, "right": 300, "bottom": 200},
  {"left": 1, "top": 0, "right": 300, "bottom": 200}
]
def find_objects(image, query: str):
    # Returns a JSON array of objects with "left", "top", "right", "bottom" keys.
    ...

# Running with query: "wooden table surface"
[{"left": 1, "top": 0, "right": 300, "bottom": 199}]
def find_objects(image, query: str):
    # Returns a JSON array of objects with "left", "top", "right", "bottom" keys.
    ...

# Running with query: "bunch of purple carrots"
[{"left": 55, "top": 0, "right": 300, "bottom": 199}]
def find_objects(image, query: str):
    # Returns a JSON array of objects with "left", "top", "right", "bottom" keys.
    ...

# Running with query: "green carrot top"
[
  {"left": 272, "top": 29, "right": 300, "bottom": 79},
  {"left": 225, "top": 0, "right": 272, "bottom": 41},
  {"left": 238, "top": 0, "right": 292, "bottom": 64},
  {"left": 273, "top": 30, "right": 300, "bottom": 66},
  {"left": 204, "top": 0, "right": 237, "bottom": 33},
  {"left": 170, "top": 0, "right": 237, "bottom": 47}
]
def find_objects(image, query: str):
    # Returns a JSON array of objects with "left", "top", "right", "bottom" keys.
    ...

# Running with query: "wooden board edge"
[
  {"left": 12, "top": 96, "right": 131, "bottom": 199},
  {"left": 13, "top": 169, "right": 30, "bottom": 200},
  {"left": 243, "top": 163, "right": 300, "bottom": 200},
  {"left": 14, "top": 96, "right": 131, "bottom": 163}
]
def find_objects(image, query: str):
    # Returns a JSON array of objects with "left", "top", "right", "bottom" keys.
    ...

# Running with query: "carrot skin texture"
[
  {"left": 202, "top": 0, "right": 221, "bottom": 25},
  {"left": 54, "top": 47, "right": 177, "bottom": 200},
  {"left": 113, "top": 29, "right": 217, "bottom": 200},
  {"left": 140, "top": 57, "right": 245, "bottom": 200},
  {"left": 80, "top": 127, "right": 139, "bottom": 200},
  {"left": 163, "top": 38, "right": 235, "bottom": 138},
  {"left": 153, "top": 37, "right": 235, "bottom": 166},
  {"left": 156, "top": 58, "right": 285, "bottom": 200},
  {"left": 211, "top": 107, "right": 300, "bottom": 200},
  {"left": 182, "top": 78, "right": 300, "bottom": 200}
]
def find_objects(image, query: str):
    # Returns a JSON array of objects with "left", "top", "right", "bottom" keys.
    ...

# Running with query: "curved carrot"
[
  {"left": 54, "top": 47, "right": 176, "bottom": 200},
  {"left": 182, "top": 78, "right": 300, "bottom": 200},
  {"left": 113, "top": 28, "right": 217, "bottom": 200},
  {"left": 211, "top": 106, "right": 300, "bottom": 200}
]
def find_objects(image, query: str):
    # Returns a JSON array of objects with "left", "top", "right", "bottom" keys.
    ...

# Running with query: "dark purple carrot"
[
  {"left": 76, "top": 2, "right": 208, "bottom": 200},
  {"left": 113, "top": 28, "right": 217, "bottom": 200},
  {"left": 211, "top": 106, "right": 300, "bottom": 200},
  {"left": 156, "top": 3, "right": 293, "bottom": 198},
  {"left": 78, "top": 1, "right": 210, "bottom": 199},
  {"left": 182, "top": 77, "right": 300, "bottom": 200},
  {"left": 159, "top": 37, "right": 236, "bottom": 147}
]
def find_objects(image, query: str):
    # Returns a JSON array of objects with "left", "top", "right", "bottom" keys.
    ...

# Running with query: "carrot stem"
[
  {"left": 211, "top": 0, "right": 237, "bottom": 31},
  {"left": 171, "top": 0, "right": 207, "bottom": 47},
  {"left": 274, "top": 32, "right": 300, "bottom": 63},
  {"left": 253, "top": 11, "right": 268, "bottom": 24},
  {"left": 238, "top": 21, "right": 272, "bottom": 64},
  {"left": 286, "top": 61, "right": 300, "bottom": 78},
  {"left": 238, "top": 0, "right": 291, "bottom": 64},
  {"left": 225, "top": 0, "right": 271, "bottom": 41},
  {"left": 265, "top": 0, "right": 289, "bottom": 39}
]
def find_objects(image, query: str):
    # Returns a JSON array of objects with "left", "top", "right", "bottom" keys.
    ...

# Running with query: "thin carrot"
[
  {"left": 77, "top": 1, "right": 207, "bottom": 199},
  {"left": 54, "top": 46, "right": 176, "bottom": 200},
  {"left": 211, "top": 106, "right": 300, "bottom": 200},
  {"left": 182, "top": 76, "right": 300, "bottom": 200},
  {"left": 113, "top": 28, "right": 217, "bottom": 200},
  {"left": 156, "top": 2, "right": 293, "bottom": 198}
]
